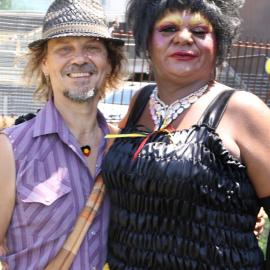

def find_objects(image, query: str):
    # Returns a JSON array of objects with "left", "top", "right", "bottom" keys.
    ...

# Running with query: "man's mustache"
[{"left": 62, "top": 63, "right": 97, "bottom": 76}]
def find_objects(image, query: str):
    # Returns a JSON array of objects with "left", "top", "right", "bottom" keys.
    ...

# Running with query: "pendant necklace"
[
  {"left": 81, "top": 145, "right": 91, "bottom": 157},
  {"left": 149, "top": 84, "right": 208, "bottom": 130}
]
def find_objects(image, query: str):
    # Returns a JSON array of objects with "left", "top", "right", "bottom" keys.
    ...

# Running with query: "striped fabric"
[
  {"left": 0, "top": 100, "right": 110, "bottom": 270},
  {"left": 45, "top": 174, "right": 105, "bottom": 270}
]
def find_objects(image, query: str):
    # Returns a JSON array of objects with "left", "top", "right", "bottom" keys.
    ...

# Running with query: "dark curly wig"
[{"left": 126, "top": 0, "right": 245, "bottom": 65}]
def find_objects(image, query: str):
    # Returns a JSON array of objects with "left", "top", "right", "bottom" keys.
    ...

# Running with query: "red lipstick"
[{"left": 170, "top": 51, "right": 198, "bottom": 61}]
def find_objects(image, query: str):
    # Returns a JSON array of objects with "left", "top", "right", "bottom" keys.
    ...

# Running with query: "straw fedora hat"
[{"left": 28, "top": 0, "right": 124, "bottom": 48}]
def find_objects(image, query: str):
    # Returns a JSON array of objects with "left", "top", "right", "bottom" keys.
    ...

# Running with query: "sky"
[
  {"left": 1, "top": 0, "right": 127, "bottom": 18},
  {"left": 10, "top": 0, "right": 54, "bottom": 11}
]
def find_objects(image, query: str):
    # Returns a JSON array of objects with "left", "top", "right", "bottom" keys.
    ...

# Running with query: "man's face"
[{"left": 42, "top": 36, "right": 111, "bottom": 103}]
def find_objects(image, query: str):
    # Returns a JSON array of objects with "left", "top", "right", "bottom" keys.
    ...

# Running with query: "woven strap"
[{"left": 45, "top": 175, "right": 105, "bottom": 270}]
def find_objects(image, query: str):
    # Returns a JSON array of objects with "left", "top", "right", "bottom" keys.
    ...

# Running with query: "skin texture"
[
  {"left": 149, "top": 10, "right": 216, "bottom": 105},
  {"left": 0, "top": 36, "right": 112, "bottom": 257},
  {"left": 0, "top": 135, "right": 15, "bottom": 258},
  {"left": 42, "top": 37, "right": 111, "bottom": 103}
]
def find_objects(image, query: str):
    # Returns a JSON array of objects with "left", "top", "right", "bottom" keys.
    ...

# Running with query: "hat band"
[{"left": 43, "top": 23, "right": 111, "bottom": 39}]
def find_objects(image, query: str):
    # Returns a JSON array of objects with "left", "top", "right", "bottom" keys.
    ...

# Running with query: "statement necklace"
[
  {"left": 149, "top": 84, "right": 208, "bottom": 130},
  {"left": 81, "top": 145, "right": 91, "bottom": 157}
]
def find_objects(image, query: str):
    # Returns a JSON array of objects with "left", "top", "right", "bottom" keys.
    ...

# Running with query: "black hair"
[{"left": 126, "top": 0, "right": 245, "bottom": 65}]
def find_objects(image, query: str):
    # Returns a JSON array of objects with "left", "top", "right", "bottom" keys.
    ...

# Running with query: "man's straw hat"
[{"left": 28, "top": 0, "right": 124, "bottom": 48}]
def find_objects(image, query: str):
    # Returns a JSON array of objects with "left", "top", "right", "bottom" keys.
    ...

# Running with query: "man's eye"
[
  {"left": 158, "top": 25, "right": 178, "bottom": 33},
  {"left": 58, "top": 47, "right": 72, "bottom": 54},
  {"left": 86, "top": 46, "right": 100, "bottom": 52}
]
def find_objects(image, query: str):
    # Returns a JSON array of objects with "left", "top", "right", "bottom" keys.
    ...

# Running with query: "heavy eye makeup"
[
  {"left": 157, "top": 24, "right": 179, "bottom": 34},
  {"left": 157, "top": 23, "right": 211, "bottom": 38},
  {"left": 190, "top": 25, "right": 211, "bottom": 37}
]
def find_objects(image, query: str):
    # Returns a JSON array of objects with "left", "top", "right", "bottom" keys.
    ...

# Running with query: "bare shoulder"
[
  {"left": 0, "top": 133, "right": 16, "bottom": 244},
  {"left": 224, "top": 91, "right": 270, "bottom": 197},
  {"left": 0, "top": 133, "right": 13, "bottom": 157},
  {"left": 107, "top": 123, "right": 120, "bottom": 134},
  {"left": 226, "top": 90, "right": 270, "bottom": 125},
  {"left": 0, "top": 133, "right": 15, "bottom": 179},
  {"left": 225, "top": 90, "right": 270, "bottom": 147},
  {"left": 229, "top": 90, "right": 267, "bottom": 108}
]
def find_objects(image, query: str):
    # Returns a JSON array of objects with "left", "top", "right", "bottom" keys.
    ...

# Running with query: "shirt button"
[
  {"left": 91, "top": 266, "right": 96, "bottom": 270},
  {"left": 91, "top": 231, "right": 96, "bottom": 236}
]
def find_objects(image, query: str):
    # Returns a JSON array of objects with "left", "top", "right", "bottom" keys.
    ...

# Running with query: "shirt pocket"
[{"left": 16, "top": 161, "right": 75, "bottom": 241}]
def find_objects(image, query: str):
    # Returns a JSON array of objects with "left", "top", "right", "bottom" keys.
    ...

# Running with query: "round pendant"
[{"left": 81, "top": 145, "right": 91, "bottom": 157}]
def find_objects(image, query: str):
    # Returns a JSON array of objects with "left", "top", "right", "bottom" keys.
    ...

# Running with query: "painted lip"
[{"left": 169, "top": 51, "right": 198, "bottom": 61}]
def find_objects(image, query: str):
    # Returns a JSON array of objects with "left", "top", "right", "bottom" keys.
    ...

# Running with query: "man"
[{"left": 0, "top": 0, "right": 125, "bottom": 269}]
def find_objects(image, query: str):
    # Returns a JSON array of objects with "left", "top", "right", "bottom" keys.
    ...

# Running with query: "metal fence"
[{"left": 0, "top": 11, "right": 270, "bottom": 116}]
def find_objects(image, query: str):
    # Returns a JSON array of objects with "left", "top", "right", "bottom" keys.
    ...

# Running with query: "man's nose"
[
  {"left": 173, "top": 28, "right": 193, "bottom": 45},
  {"left": 70, "top": 49, "right": 90, "bottom": 65}
]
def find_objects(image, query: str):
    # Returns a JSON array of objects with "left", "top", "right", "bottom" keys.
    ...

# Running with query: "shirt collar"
[{"left": 33, "top": 99, "right": 109, "bottom": 143}]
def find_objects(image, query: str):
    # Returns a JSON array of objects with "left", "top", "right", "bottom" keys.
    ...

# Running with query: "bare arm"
[
  {"left": 230, "top": 91, "right": 270, "bottom": 197},
  {"left": 0, "top": 134, "right": 16, "bottom": 246}
]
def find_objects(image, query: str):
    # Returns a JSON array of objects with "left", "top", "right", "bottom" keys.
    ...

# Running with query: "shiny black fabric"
[{"left": 102, "top": 92, "right": 264, "bottom": 270}]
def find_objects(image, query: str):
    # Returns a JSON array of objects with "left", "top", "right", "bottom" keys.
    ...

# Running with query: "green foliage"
[
  {"left": 0, "top": 0, "right": 12, "bottom": 9},
  {"left": 259, "top": 218, "right": 269, "bottom": 257}
]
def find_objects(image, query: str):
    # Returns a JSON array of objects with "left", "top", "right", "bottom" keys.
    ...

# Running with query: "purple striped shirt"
[{"left": 1, "top": 100, "right": 110, "bottom": 270}]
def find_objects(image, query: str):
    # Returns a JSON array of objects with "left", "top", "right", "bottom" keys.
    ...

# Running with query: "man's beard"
[
  {"left": 63, "top": 87, "right": 96, "bottom": 103},
  {"left": 62, "top": 63, "right": 99, "bottom": 103}
]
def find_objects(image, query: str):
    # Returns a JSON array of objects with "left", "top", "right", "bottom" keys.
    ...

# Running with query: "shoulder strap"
[
  {"left": 126, "top": 84, "right": 156, "bottom": 127},
  {"left": 197, "top": 90, "right": 235, "bottom": 130}
]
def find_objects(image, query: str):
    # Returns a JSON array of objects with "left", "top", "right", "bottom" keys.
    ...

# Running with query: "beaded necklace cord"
[
  {"left": 149, "top": 84, "right": 208, "bottom": 130},
  {"left": 105, "top": 84, "right": 209, "bottom": 160}
]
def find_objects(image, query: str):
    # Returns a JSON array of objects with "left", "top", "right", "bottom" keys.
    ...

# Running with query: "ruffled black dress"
[{"left": 102, "top": 87, "right": 264, "bottom": 270}]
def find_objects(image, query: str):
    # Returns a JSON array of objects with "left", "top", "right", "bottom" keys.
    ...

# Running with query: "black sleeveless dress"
[{"left": 102, "top": 87, "right": 264, "bottom": 270}]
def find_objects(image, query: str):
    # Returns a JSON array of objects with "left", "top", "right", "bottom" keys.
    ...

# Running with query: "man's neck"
[{"left": 54, "top": 96, "right": 100, "bottom": 138}]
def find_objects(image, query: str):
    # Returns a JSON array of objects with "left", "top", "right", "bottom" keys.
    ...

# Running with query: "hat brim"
[{"left": 28, "top": 32, "right": 124, "bottom": 49}]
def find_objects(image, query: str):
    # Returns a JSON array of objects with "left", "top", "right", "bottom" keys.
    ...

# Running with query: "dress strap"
[
  {"left": 197, "top": 90, "right": 235, "bottom": 130},
  {"left": 126, "top": 84, "right": 156, "bottom": 127}
]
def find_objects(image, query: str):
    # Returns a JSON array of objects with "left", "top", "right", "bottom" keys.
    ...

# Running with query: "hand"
[{"left": 254, "top": 207, "right": 267, "bottom": 239}]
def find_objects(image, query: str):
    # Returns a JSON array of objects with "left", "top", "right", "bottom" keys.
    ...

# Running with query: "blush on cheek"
[
  {"left": 150, "top": 32, "right": 166, "bottom": 51},
  {"left": 202, "top": 34, "right": 217, "bottom": 59}
]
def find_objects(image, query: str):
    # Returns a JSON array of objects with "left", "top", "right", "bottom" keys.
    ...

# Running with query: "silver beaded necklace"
[{"left": 149, "top": 84, "right": 208, "bottom": 130}]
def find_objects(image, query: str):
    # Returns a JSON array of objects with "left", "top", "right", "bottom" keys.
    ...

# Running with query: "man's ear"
[
  {"left": 106, "top": 63, "right": 112, "bottom": 77},
  {"left": 41, "top": 57, "right": 49, "bottom": 76}
]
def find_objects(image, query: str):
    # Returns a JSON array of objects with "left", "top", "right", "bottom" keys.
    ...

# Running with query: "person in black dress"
[{"left": 102, "top": 0, "right": 270, "bottom": 269}]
